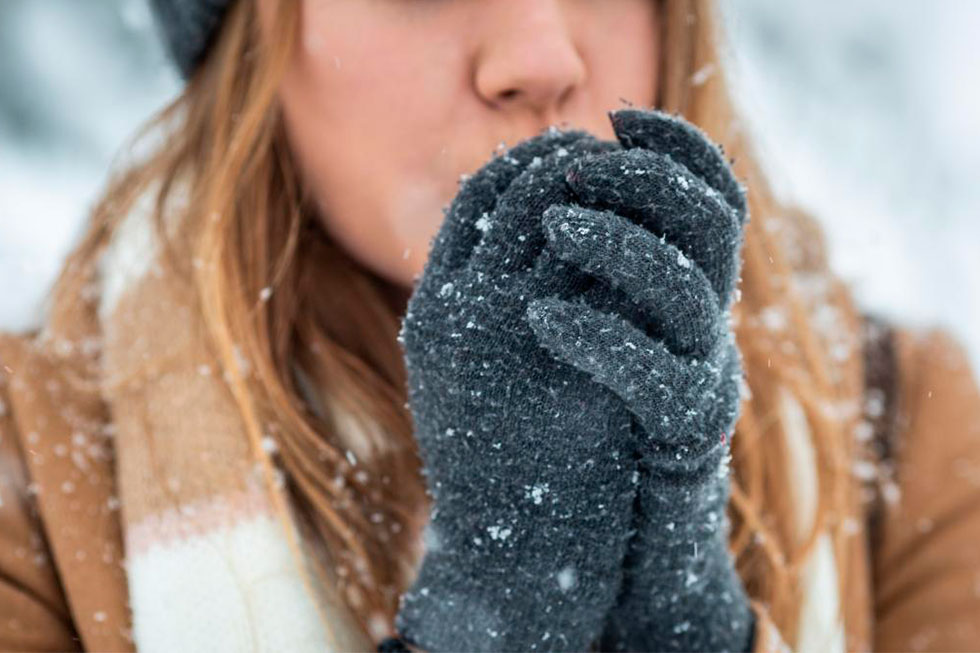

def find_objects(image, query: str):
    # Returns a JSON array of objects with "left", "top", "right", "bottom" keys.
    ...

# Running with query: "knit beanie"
[{"left": 148, "top": 0, "right": 235, "bottom": 79}]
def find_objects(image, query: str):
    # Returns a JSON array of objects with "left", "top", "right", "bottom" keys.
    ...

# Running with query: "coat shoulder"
[
  {"left": 0, "top": 329, "right": 37, "bottom": 364},
  {"left": 856, "top": 314, "right": 979, "bottom": 464},
  {"left": 0, "top": 329, "right": 85, "bottom": 650},
  {"left": 0, "top": 327, "right": 134, "bottom": 651},
  {"left": 865, "top": 319, "right": 980, "bottom": 651}
]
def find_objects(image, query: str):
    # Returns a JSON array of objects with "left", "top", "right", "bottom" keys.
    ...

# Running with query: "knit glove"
[
  {"left": 525, "top": 109, "right": 755, "bottom": 652},
  {"left": 394, "top": 127, "right": 639, "bottom": 652}
]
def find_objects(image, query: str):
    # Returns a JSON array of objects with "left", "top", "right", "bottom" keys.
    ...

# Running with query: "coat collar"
[{"left": 1, "top": 333, "right": 133, "bottom": 650}]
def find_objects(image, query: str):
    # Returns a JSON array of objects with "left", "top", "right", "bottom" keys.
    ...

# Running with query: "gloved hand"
[
  {"left": 525, "top": 109, "right": 755, "bottom": 652},
  {"left": 394, "top": 127, "right": 640, "bottom": 652}
]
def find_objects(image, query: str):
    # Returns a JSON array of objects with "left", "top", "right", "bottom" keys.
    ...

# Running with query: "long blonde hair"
[{"left": 46, "top": 0, "right": 867, "bottom": 645}]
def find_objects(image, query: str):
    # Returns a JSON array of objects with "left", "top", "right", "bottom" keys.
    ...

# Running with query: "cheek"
[
  {"left": 278, "top": 18, "right": 458, "bottom": 287},
  {"left": 290, "top": 118, "right": 448, "bottom": 288},
  {"left": 325, "top": 164, "right": 448, "bottom": 288},
  {"left": 581, "top": 2, "right": 660, "bottom": 106}
]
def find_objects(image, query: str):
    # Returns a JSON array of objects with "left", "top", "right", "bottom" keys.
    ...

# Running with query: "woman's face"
[{"left": 262, "top": 0, "right": 660, "bottom": 289}]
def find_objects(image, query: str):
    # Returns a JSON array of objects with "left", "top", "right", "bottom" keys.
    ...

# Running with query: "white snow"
[
  {"left": 0, "top": 1, "right": 179, "bottom": 332},
  {"left": 260, "top": 435, "right": 279, "bottom": 455},
  {"left": 556, "top": 566, "right": 577, "bottom": 591},
  {"left": 719, "top": 0, "right": 980, "bottom": 375},
  {"left": 486, "top": 524, "right": 512, "bottom": 541},
  {"left": 524, "top": 482, "right": 550, "bottom": 504},
  {"left": 474, "top": 212, "right": 491, "bottom": 233},
  {"left": 673, "top": 621, "right": 692, "bottom": 634}
]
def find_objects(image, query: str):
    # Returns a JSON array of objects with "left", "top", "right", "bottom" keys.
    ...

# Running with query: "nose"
[{"left": 474, "top": 1, "right": 586, "bottom": 125}]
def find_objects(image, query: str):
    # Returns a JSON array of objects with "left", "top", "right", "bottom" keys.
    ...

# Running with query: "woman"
[{"left": 1, "top": 0, "right": 978, "bottom": 651}]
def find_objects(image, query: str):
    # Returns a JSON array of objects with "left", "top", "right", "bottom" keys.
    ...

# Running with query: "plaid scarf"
[{"left": 91, "top": 181, "right": 374, "bottom": 652}]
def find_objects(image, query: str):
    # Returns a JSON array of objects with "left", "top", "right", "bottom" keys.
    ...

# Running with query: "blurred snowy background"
[{"left": 1, "top": 0, "right": 978, "bottom": 371}]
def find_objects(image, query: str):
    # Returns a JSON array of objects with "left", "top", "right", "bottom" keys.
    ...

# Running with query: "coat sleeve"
[
  {"left": 0, "top": 339, "right": 82, "bottom": 650},
  {"left": 871, "top": 326, "right": 980, "bottom": 650}
]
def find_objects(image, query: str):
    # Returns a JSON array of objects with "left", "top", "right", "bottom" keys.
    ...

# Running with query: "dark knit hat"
[{"left": 148, "top": 0, "right": 235, "bottom": 79}]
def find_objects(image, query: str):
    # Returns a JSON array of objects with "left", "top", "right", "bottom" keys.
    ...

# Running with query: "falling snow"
[
  {"left": 524, "top": 482, "right": 550, "bottom": 504},
  {"left": 556, "top": 566, "right": 577, "bottom": 591},
  {"left": 486, "top": 525, "right": 512, "bottom": 541},
  {"left": 474, "top": 212, "right": 491, "bottom": 233}
]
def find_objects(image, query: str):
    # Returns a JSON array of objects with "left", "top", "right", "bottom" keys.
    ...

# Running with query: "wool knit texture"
[
  {"left": 148, "top": 0, "right": 233, "bottom": 78},
  {"left": 396, "top": 108, "right": 754, "bottom": 652},
  {"left": 529, "top": 110, "right": 755, "bottom": 652},
  {"left": 397, "top": 128, "right": 637, "bottom": 652}
]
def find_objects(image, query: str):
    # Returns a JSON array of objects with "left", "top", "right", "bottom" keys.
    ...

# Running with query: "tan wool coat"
[{"left": 2, "top": 185, "right": 980, "bottom": 652}]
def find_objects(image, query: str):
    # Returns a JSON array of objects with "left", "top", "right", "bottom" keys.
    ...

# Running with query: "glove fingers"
[
  {"left": 608, "top": 107, "right": 747, "bottom": 219},
  {"left": 529, "top": 245, "right": 597, "bottom": 301},
  {"left": 529, "top": 247, "right": 655, "bottom": 344},
  {"left": 525, "top": 296, "right": 724, "bottom": 441},
  {"left": 564, "top": 148, "right": 743, "bottom": 308},
  {"left": 468, "top": 137, "right": 620, "bottom": 276},
  {"left": 540, "top": 204, "right": 723, "bottom": 360},
  {"left": 426, "top": 128, "right": 591, "bottom": 281}
]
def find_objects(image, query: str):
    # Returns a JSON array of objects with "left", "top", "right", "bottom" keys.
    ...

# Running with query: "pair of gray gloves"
[{"left": 386, "top": 108, "right": 754, "bottom": 652}]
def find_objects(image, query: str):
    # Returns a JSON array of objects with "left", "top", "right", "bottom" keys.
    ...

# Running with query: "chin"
[{"left": 363, "top": 247, "right": 424, "bottom": 292}]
